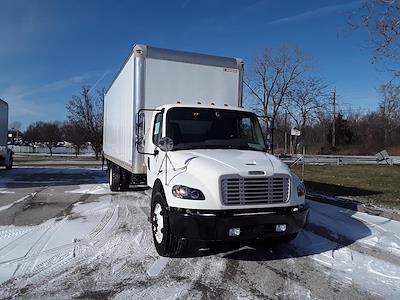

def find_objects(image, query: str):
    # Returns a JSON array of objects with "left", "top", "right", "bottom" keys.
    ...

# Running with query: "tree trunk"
[
  {"left": 47, "top": 144, "right": 53, "bottom": 156},
  {"left": 91, "top": 144, "right": 102, "bottom": 160}
]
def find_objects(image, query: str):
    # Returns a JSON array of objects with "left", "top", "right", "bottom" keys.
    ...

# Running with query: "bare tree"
[
  {"left": 286, "top": 77, "right": 329, "bottom": 131},
  {"left": 62, "top": 121, "right": 87, "bottom": 156},
  {"left": 24, "top": 122, "right": 41, "bottom": 153},
  {"left": 245, "top": 46, "right": 311, "bottom": 152},
  {"left": 66, "top": 86, "right": 104, "bottom": 160},
  {"left": 379, "top": 82, "right": 400, "bottom": 116},
  {"left": 285, "top": 77, "right": 329, "bottom": 152},
  {"left": 39, "top": 122, "right": 61, "bottom": 156},
  {"left": 10, "top": 121, "right": 21, "bottom": 131},
  {"left": 349, "top": 0, "right": 400, "bottom": 76},
  {"left": 378, "top": 83, "right": 400, "bottom": 145},
  {"left": 24, "top": 122, "right": 61, "bottom": 155}
]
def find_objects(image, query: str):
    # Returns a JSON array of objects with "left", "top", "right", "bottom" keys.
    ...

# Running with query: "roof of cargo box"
[
  {"left": 107, "top": 44, "right": 243, "bottom": 93},
  {"left": 143, "top": 45, "right": 241, "bottom": 68},
  {"left": 0, "top": 99, "right": 8, "bottom": 107}
]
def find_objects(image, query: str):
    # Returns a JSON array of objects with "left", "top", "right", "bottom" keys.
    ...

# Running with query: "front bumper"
[{"left": 168, "top": 205, "right": 309, "bottom": 241}]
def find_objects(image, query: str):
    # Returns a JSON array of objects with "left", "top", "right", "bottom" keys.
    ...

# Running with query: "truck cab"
[{"left": 141, "top": 104, "right": 309, "bottom": 256}]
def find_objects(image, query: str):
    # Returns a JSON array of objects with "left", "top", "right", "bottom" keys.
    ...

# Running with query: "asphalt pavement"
[{"left": 0, "top": 160, "right": 399, "bottom": 299}]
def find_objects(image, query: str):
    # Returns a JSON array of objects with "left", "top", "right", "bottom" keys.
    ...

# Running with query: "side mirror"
[{"left": 157, "top": 137, "right": 174, "bottom": 152}]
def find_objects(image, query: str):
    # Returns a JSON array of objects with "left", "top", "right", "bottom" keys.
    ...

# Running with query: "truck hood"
[{"left": 169, "top": 149, "right": 290, "bottom": 177}]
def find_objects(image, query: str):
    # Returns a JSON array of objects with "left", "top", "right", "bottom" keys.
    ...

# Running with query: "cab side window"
[
  {"left": 153, "top": 113, "right": 163, "bottom": 145},
  {"left": 239, "top": 117, "right": 255, "bottom": 141}
]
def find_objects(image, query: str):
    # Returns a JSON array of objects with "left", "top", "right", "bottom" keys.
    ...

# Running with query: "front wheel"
[{"left": 151, "top": 191, "right": 186, "bottom": 257}]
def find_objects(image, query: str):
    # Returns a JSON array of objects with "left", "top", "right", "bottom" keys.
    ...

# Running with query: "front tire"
[{"left": 151, "top": 191, "right": 186, "bottom": 257}]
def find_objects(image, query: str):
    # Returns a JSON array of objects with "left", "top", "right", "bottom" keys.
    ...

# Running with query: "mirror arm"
[{"left": 136, "top": 138, "right": 158, "bottom": 156}]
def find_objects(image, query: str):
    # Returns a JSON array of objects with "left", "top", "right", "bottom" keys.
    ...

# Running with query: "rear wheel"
[
  {"left": 108, "top": 163, "right": 121, "bottom": 191},
  {"left": 120, "top": 168, "right": 131, "bottom": 191},
  {"left": 151, "top": 191, "right": 186, "bottom": 257}
]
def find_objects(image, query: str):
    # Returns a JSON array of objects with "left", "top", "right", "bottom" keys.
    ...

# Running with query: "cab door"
[{"left": 146, "top": 111, "right": 164, "bottom": 187}]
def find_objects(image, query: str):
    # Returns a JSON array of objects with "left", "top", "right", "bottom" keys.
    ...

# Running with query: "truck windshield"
[{"left": 166, "top": 107, "right": 266, "bottom": 151}]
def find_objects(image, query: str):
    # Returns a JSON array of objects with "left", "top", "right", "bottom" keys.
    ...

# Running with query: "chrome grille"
[{"left": 221, "top": 175, "right": 290, "bottom": 205}]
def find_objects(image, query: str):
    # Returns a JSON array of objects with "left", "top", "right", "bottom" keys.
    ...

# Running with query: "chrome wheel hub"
[{"left": 153, "top": 203, "right": 164, "bottom": 244}]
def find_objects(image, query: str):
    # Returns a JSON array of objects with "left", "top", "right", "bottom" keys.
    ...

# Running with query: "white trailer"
[
  {"left": 103, "top": 45, "right": 309, "bottom": 256},
  {"left": 0, "top": 99, "right": 13, "bottom": 169}
]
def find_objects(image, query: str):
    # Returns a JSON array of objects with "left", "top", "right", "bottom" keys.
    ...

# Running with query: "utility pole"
[
  {"left": 284, "top": 109, "right": 288, "bottom": 155},
  {"left": 332, "top": 87, "right": 336, "bottom": 148}
]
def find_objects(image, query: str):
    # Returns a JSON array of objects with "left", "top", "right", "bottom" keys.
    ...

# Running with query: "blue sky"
[{"left": 0, "top": 0, "right": 391, "bottom": 128}]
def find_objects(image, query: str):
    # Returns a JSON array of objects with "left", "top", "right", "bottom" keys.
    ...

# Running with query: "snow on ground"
[
  {"left": 308, "top": 200, "right": 400, "bottom": 257},
  {"left": 0, "top": 171, "right": 399, "bottom": 299},
  {"left": 65, "top": 183, "right": 112, "bottom": 195},
  {"left": 0, "top": 188, "right": 14, "bottom": 194},
  {"left": 0, "top": 195, "right": 116, "bottom": 284}
]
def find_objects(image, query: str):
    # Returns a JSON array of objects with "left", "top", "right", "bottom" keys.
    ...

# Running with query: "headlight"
[
  {"left": 172, "top": 185, "right": 205, "bottom": 200},
  {"left": 297, "top": 182, "right": 306, "bottom": 197}
]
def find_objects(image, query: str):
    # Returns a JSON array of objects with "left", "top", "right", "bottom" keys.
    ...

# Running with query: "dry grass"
[{"left": 292, "top": 165, "right": 400, "bottom": 209}]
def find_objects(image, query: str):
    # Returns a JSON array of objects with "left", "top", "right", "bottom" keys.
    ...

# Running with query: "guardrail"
[{"left": 281, "top": 154, "right": 400, "bottom": 166}]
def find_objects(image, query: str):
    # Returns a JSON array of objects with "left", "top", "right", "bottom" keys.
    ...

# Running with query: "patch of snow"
[
  {"left": 307, "top": 200, "right": 400, "bottom": 256},
  {"left": 0, "top": 195, "right": 116, "bottom": 284},
  {"left": 278, "top": 280, "right": 312, "bottom": 299},
  {"left": 0, "top": 194, "right": 32, "bottom": 212},
  {"left": 0, "top": 189, "right": 14, "bottom": 194},
  {"left": 297, "top": 231, "right": 400, "bottom": 298},
  {"left": 65, "top": 184, "right": 111, "bottom": 195},
  {"left": 147, "top": 257, "right": 170, "bottom": 277}
]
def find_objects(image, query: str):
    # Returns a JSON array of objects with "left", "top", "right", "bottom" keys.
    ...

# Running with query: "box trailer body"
[
  {"left": 103, "top": 45, "right": 308, "bottom": 257},
  {"left": 103, "top": 45, "right": 243, "bottom": 175},
  {"left": 0, "top": 99, "right": 13, "bottom": 169}
]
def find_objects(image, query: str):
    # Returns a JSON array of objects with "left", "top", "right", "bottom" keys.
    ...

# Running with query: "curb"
[{"left": 306, "top": 193, "right": 400, "bottom": 222}]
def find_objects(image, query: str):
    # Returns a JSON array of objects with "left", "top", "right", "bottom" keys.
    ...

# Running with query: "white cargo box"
[{"left": 103, "top": 45, "right": 244, "bottom": 174}]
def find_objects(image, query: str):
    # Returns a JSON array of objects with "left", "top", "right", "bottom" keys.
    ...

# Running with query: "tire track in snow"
[
  {"left": 0, "top": 226, "right": 38, "bottom": 240},
  {"left": 0, "top": 195, "right": 119, "bottom": 288},
  {"left": 28, "top": 199, "right": 119, "bottom": 282},
  {"left": 13, "top": 218, "right": 68, "bottom": 278}
]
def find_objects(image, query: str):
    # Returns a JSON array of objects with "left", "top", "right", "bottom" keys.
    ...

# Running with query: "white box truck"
[
  {"left": 0, "top": 99, "right": 13, "bottom": 169},
  {"left": 103, "top": 45, "right": 309, "bottom": 256}
]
